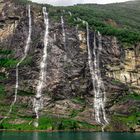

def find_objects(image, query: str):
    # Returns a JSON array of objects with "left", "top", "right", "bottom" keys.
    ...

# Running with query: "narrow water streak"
[
  {"left": 0, "top": 5, "right": 32, "bottom": 123},
  {"left": 33, "top": 7, "right": 49, "bottom": 127},
  {"left": 86, "top": 22, "right": 108, "bottom": 131},
  {"left": 61, "top": 16, "right": 67, "bottom": 61}
]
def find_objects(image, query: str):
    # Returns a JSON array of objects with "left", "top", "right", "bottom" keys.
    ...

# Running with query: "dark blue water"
[{"left": 0, "top": 131, "right": 140, "bottom": 140}]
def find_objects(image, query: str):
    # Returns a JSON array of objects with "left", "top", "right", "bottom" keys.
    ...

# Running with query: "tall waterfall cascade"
[
  {"left": 61, "top": 16, "right": 66, "bottom": 49},
  {"left": 33, "top": 7, "right": 49, "bottom": 127},
  {"left": 61, "top": 16, "right": 67, "bottom": 61},
  {"left": 0, "top": 5, "right": 32, "bottom": 123},
  {"left": 86, "top": 22, "right": 108, "bottom": 131},
  {"left": 68, "top": 11, "right": 72, "bottom": 16}
]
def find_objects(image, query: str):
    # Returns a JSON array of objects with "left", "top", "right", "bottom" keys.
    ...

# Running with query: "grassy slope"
[
  {"left": 12, "top": 0, "right": 140, "bottom": 44},
  {"left": 0, "top": 0, "right": 140, "bottom": 131},
  {"left": 77, "top": 0, "right": 140, "bottom": 31},
  {"left": 63, "top": 0, "right": 140, "bottom": 45}
]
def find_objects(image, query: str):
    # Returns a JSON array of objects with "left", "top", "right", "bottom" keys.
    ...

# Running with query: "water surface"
[{"left": 0, "top": 131, "right": 140, "bottom": 140}]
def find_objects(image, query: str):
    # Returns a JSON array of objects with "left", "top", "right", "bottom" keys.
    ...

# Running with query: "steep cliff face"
[
  {"left": 107, "top": 45, "right": 140, "bottom": 93},
  {"left": 0, "top": 0, "right": 140, "bottom": 131}
]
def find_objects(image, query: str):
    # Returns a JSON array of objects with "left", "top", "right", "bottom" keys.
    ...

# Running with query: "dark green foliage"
[
  {"left": 63, "top": 1, "right": 140, "bottom": 44},
  {"left": 0, "top": 49, "right": 17, "bottom": 68},
  {"left": 20, "top": 56, "right": 33, "bottom": 66},
  {"left": 0, "top": 117, "right": 97, "bottom": 131},
  {"left": 0, "top": 49, "right": 12, "bottom": 55},
  {"left": 18, "top": 90, "right": 34, "bottom": 96},
  {"left": 112, "top": 111, "right": 140, "bottom": 128},
  {"left": 12, "top": 0, "right": 30, "bottom": 5},
  {"left": 127, "top": 92, "right": 140, "bottom": 100},
  {"left": 72, "top": 97, "right": 85, "bottom": 105},
  {"left": 110, "top": 90, "right": 140, "bottom": 129},
  {"left": 112, "top": 79, "right": 122, "bottom": 84},
  {"left": 0, "top": 124, "right": 4, "bottom": 129},
  {"left": 57, "top": 120, "right": 79, "bottom": 130},
  {"left": 119, "top": 91, "right": 140, "bottom": 102},
  {"left": 0, "top": 84, "right": 5, "bottom": 94},
  {"left": 13, "top": 0, "right": 140, "bottom": 45},
  {"left": 137, "top": 118, "right": 140, "bottom": 125},
  {"left": 0, "top": 58, "right": 17, "bottom": 68},
  {"left": 70, "top": 110, "right": 80, "bottom": 118},
  {"left": 0, "top": 73, "right": 6, "bottom": 80}
]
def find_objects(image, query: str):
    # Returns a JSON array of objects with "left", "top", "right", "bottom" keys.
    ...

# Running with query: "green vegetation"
[
  {"left": 112, "top": 79, "right": 122, "bottom": 84},
  {"left": 12, "top": 0, "right": 140, "bottom": 45},
  {"left": 0, "top": 49, "right": 17, "bottom": 68},
  {"left": 112, "top": 111, "right": 140, "bottom": 128},
  {"left": 0, "top": 84, "right": 5, "bottom": 95},
  {"left": 18, "top": 90, "right": 34, "bottom": 96},
  {"left": 61, "top": 1, "right": 140, "bottom": 45},
  {"left": 110, "top": 91, "right": 140, "bottom": 129},
  {"left": 127, "top": 92, "right": 140, "bottom": 100},
  {"left": 0, "top": 73, "right": 6, "bottom": 80},
  {"left": 2, "top": 0, "right": 139, "bottom": 132},
  {"left": 0, "top": 49, "right": 33, "bottom": 67},
  {"left": 21, "top": 56, "right": 33, "bottom": 66},
  {"left": 0, "top": 49, "right": 12, "bottom": 55},
  {"left": 70, "top": 109, "right": 82, "bottom": 118},
  {"left": 119, "top": 91, "right": 140, "bottom": 102},
  {"left": 0, "top": 58, "right": 17, "bottom": 68},
  {"left": 72, "top": 97, "right": 85, "bottom": 105},
  {"left": 0, "top": 116, "right": 97, "bottom": 131},
  {"left": 12, "top": 0, "right": 31, "bottom": 5},
  {"left": 0, "top": 84, "right": 6, "bottom": 101}
]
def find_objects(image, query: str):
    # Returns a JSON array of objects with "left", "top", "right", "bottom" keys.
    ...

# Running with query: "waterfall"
[
  {"left": 68, "top": 11, "right": 72, "bottom": 16},
  {"left": 33, "top": 7, "right": 49, "bottom": 127},
  {"left": 0, "top": 5, "right": 32, "bottom": 123},
  {"left": 86, "top": 22, "right": 108, "bottom": 131},
  {"left": 61, "top": 16, "right": 66, "bottom": 53},
  {"left": 61, "top": 16, "right": 66, "bottom": 48}
]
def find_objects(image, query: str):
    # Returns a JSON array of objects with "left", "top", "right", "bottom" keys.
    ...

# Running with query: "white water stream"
[
  {"left": 0, "top": 5, "right": 32, "bottom": 123},
  {"left": 33, "top": 7, "right": 49, "bottom": 127},
  {"left": 86, "top": 22, "right": 108, "bottom": 131},
  {"left": 61, "top": 16, "right": 67, "bottom": 61}
]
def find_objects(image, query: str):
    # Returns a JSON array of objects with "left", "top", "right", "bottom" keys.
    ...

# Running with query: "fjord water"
[{"left": 0, "top": 132, "right": 140, "bottom": 140}]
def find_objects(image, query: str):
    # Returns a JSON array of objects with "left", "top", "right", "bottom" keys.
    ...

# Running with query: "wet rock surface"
[{"left": 0, "top": 0, "right": 140, "bottom": 131}]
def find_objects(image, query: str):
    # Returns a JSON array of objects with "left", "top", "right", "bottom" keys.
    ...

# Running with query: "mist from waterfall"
[
  {"left": 0, "top": 5, "right": 32, "bottom": 123},
  {"left": 33, "top": 7, "right": 49, "bottom": 127},
  {"left": 86, "top": 22, "right": 108, "bottom": 131}
]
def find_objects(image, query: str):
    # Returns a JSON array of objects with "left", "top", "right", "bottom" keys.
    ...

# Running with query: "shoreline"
[
  {"left": 0, "top": 129, "right": 140, "bottom": 133},
  {"left": 0, "top": 129, "right": 97, "bottom": 133}
]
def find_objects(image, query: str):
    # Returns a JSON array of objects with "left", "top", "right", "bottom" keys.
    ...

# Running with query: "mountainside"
[
  {"left": 0, "top": 0, "right": 140, "bottom": 132},
  {"left": 64, "top": 0, "right": 140, "bottom": 45},
  {"left": 69, "top": 0, "right": 140, "bottom": 31}
]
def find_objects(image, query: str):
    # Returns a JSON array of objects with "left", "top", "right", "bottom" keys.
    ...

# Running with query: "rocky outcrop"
[
  {"left": 0, "top": 0, "right": 140, "bottom": 131},
  {"left": 107, "top": 43, "right": 140, "bottom": 93}
]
